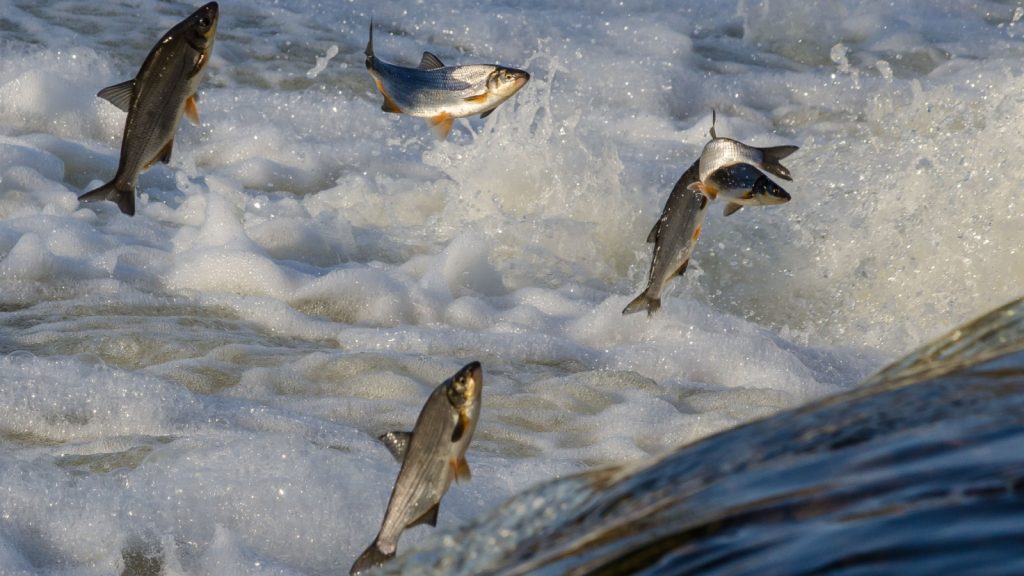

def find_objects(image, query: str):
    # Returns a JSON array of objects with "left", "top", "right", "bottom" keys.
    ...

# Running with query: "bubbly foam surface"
[{"left": 0, "top": 0, "right": 1020, "bottom": 572}]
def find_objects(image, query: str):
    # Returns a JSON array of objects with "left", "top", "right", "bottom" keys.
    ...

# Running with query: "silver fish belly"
[
  {"left": 624, "top": 160, "right": 708, "bottom": 316},
  {"left": 78, "top": 2, "right": 218, "bottom": 216},
  {"left": 364, "top": 22, "right": 529, "bottom": 138},
  {"left": 351, "top": 361, "right": 483, "bottom": 574}
]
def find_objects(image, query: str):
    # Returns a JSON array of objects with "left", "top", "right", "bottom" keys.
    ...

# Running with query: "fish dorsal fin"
[
  {"left": 724, "top": 202, "right": 743, "bottom": 217},
  {"left": 428, "top": 113, "right": 454, "bottom": 139},
  {"left": 646, "top": 218, "right": 663, "bottom": 244},
  {"left": 409, "top": 502, "right": 440, "bottom": 528},
  {"left": 418, "top": 51, "right": 445, "bottom": 70},
  {"left": 97, "top": 79, "right": 136, "bottom": 112},
  {"left": 185, "top": 94, "right": 200, "bottom": 125},
  {"left": 709, "top": 109, "right": 717, "bottom": 139},
  {"left": 379, "top": 431, "right": 412, "bottom": 462},
  {"left": 451, "top": 457, "right": 471, "bottom": 483}
]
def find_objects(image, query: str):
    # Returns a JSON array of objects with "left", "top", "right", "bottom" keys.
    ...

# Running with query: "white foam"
[{"left": 0, "top": 0, "right": 1019, "bottom": 571}]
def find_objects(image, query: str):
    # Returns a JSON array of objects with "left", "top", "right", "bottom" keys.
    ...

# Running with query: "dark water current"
[{"left": 376, "top": 297, "right": 1024, "bottom": 575}]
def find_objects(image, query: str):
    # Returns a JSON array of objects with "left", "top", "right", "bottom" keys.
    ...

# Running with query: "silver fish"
[
  {"left": 365, "top": 21, "right": 529, "bottom": 139},
  {"left": 692, "top": 112, "right": 798, "bottom": 216},
  {"left": 79, "top": 2, "right": 219, "bottom": 216},
  {"left": 351, "top": 361, "right": 484, "bottom": 574},
  {"left": 623, "top": 160, "right": 708, "bottom": 316},
  {"left": 691, "top": 162, "right": 791, "bottom": 217}
]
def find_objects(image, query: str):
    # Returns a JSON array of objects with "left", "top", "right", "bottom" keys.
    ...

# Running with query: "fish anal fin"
[
  {"left": 451, "top": 457, "right": 471, "bottom": 483},
  {"left": 185, "top": 94, "right": 200, "bottom": 125},
  {"left": 97, "top": 79, "right": 136, "bottom": 112},
  {"left": 724, "top": 203, "right": 743, "bottom": 217},
  {"left": 676, "top": 258, "right": 690, "bottom": 277},
  {"left": 409, "top": 502, "right": 440, "bottom": 528},
  {"left": 145, "top": 139, "right": 174, "bottom": 169},
  {"left": 378, "top": 431, "right": 412, "bottom": 463},
  {"left": 418, "top": 51, "right": 445, "bottom": 70},
  {"left": 428, "top": 113, "right": 454, "bottom": 139}
]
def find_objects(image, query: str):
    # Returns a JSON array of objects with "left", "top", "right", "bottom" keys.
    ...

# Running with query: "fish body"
[
  {"left": 365, "top": 22, "right": 529, "bottom": 138},
  {"left": 692, "top": 162, "right": 791, "bottom": 217},
  {"left": 351, "top": 361, "right": 484, "bottom": 574},
  {"left": 79, "top": 2, "right": 219, "bottom": 215},
  {"left": 623, "top": 160, "right": 708, "bottom": 316}
]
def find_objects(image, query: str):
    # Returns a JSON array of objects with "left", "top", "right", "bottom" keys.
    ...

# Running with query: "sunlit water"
[{"left": 0, "top": 0, "right": 1021, "bottom": 573}]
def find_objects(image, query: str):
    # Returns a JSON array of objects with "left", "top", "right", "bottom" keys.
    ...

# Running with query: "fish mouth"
[
  {"left": 463, "top": 361, "right": 483, "bottom": 398},
  {"left": 753, "top": 177, "right": 791, "bottom": 204},
  {"left": 510, "top": 69, "right": 530, "bottom": 89}
]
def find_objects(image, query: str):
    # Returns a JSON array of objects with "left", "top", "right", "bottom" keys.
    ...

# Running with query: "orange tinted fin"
[
  {"left": 451, "top": 457, "right": 472, "bottom": 483},
  {"left": 692, "top": 225, "right": 702, "bottom": 241},
  {"left": 185, "top": 94, "right": 200, "bottom": 125},
  {"left": 464, "top": 93, "right": 489, "bottom": 104},
  {"left": 428, "top": 113, "right": 454, "bottom": 139},
  {"left": 372, "top": 77, "right": 402, "bottom": 113}
]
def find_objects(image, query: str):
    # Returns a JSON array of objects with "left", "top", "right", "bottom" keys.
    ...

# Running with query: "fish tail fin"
[
  {"left": 760, "top": 145, "right": 799, "bottom": 181},
  {"left": 79, "top": 181, "right": 135, "bottom": 216},
  {"left": 622, "top": 293, "right": 661, "bottom": 316},
  {"left": 350, "top": 541, "right": 393, "bottom": 575}
]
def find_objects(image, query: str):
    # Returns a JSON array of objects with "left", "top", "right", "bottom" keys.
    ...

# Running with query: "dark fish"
[
  {"left": 351, "top": 361, "right": 484, "bottom": 574},
  {"left": 623, "top": 160, "right": 708, "bottom": 316},
  {"left": 365, "top": 21, "right": 529, "bottom": 138},
  {"left": 79, "top": 2, "right": 219, "bottom": 215}
]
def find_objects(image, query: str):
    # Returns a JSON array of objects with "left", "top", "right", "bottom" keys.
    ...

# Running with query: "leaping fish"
[
  {"left": 623, "top": 160, "right": 708, "bottom": 316},
  {"left": 689, "top": 111, "right": 798, "bottom": 216},
  {"left": 351, "top": 361, "right": 484, "bottom": 574},
  {"left": 364, "top": 21, "right": 530, "bottom": 139},
  {"left": 79, "top": 2, "right": 219, "bottom": 216}
]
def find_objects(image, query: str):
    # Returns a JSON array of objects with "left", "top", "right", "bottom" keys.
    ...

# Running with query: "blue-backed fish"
[
  {"left": 689, "top": 111, "right": 798, "bottom": 216},
  {"left": 79, "top": 2, "right": 219, "bottom": 215},
  {"left": 365, "top": 22, "right": 529, "bottom": 139},
  {"left": 351, "top": 361, "right": 484, "bottom": 574},
  {"left": 623, "top": 160, "right": 708, "bottom": 316}
]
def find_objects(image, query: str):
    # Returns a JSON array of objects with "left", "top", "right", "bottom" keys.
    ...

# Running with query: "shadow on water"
[{"left": 378, "top": 297, "right": 1024, "bottom": 575}]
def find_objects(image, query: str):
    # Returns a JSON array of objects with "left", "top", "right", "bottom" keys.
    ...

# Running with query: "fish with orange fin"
[
  {"left": 79, "top": 2, "right": 218, "bottom": 216},
  {"left": 689, "top": 111, "right": 798, "bottom": 216},
  {"left": 351, "top": 362, "right": 484, "bottom": 574},
  {"left": 364, "top": 21, "right": 529, "bottom": 139},
  {"left": 623, "top": 159, "right": 708, "bottom": 316}
]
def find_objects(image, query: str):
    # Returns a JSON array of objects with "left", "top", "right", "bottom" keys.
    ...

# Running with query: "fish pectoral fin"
[
  {"left": 185, "top": 94, "right": 200, "bottom": 125},
  {"left": 463, "top": 93, "right": 490, "bottom": 104},
  {"left": 451, "top": 457, "right": 472, "bottom": 483},
  {"left": 97, "top": 79, "right": 136, "bottom": 112},
  {"left": 428, "top": 113, "right": 454, "bottom": 139},
  {"left": 418, "top": 51, "right": 446, "bottom": 70},
  {"left": 724, "top": 203, "right": 743, "bottom": 217},
  {"left": 378, "top": 431, "right": 412, "bottom": 463},
  {"left": 451, "top": 411, "right": 468, "bottom": 443},
  {"left": 691, "top": 224, "right": 702, "bottom": 242},
  {"left": 409, "top": 502, "right": 440, "bottom": 528}
]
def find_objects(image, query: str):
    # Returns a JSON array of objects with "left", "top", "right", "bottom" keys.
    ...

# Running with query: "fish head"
[
  {"left": 174, "top": 2, "right": 219, "bottom": 55},
  {"left": 751, "top": 175, "right": 791, "bottom": 205},
  {"left": 486, "top": 67, "right": 530, "bottom": 99},
  {"left": 445, "top": 361, "right": 483, "bottom": 409}
]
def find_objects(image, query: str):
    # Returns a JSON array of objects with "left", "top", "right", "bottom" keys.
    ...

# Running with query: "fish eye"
[{"left": 198, "top": 16, "right": 211, "bottom": 28}]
